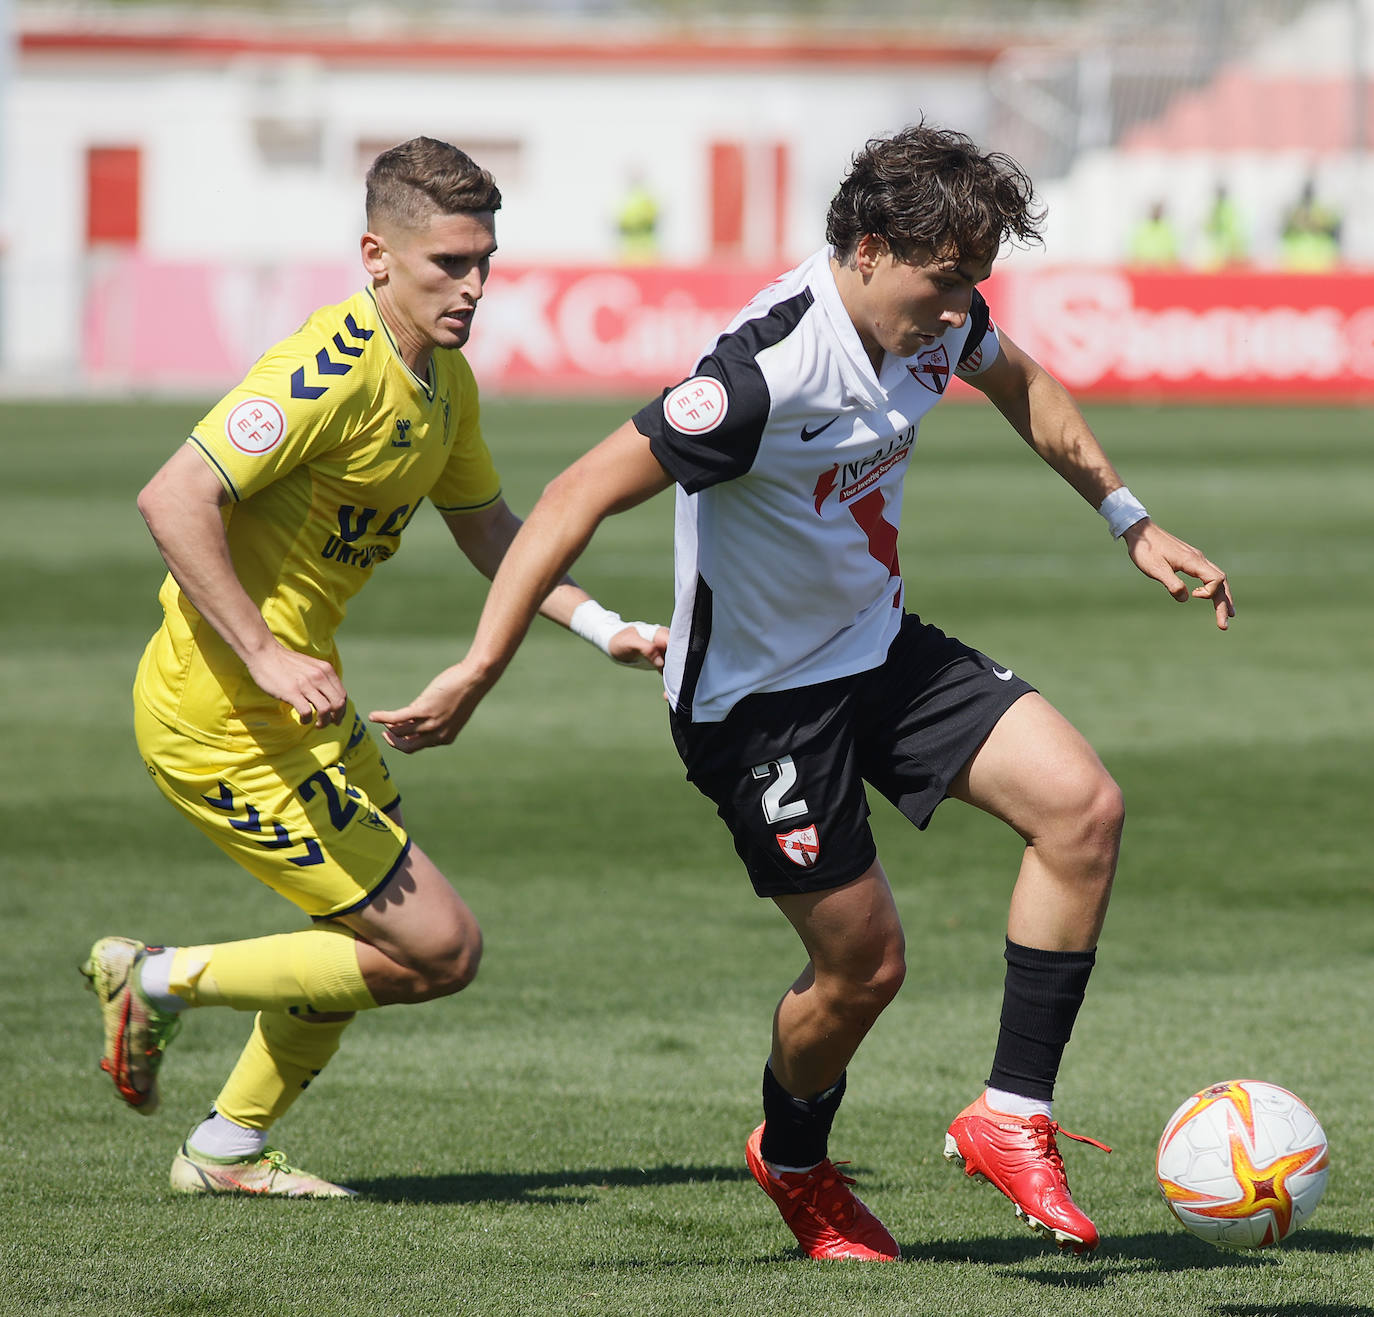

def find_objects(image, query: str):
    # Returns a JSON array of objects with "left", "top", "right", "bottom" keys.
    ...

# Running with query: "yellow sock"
[
  {"left": 168, "top": 924, "right": 377, "bottom": 1014},
  {"left": 213, "top": 1010, "right": 352, "bottom": 1131}
]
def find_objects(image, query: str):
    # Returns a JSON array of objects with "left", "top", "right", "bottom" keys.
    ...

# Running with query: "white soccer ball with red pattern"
[{"left": 1155, "top": 1079, "right": 1329, "bottom": 1249}]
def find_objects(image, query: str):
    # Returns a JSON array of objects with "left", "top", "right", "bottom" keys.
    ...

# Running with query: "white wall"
[{"left": 4, "top": 39, "right": 990, "bottom": 381}]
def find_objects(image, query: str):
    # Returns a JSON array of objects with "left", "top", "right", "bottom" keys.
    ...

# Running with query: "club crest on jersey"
[
  {"left": 225, "top": 397, "right": 287, "bottom": 455},
  {"left": 776, "top": 824, "right": 820, "bottom": 868},
  {"left": 664, "top": 376, "right": 728, "bottom": 435},
  {"left": 908, "top": 345, "right": 950, "bottom": 394},
  {"left": 358, "top": 808, "right": 392, "bottom": 832}
]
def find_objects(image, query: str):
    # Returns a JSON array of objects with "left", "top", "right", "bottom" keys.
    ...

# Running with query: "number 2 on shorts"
[{"left": 751, "top": 755, "right": 809, "bottom": 824}]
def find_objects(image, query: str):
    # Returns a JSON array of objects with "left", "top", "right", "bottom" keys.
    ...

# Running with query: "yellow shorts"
[{"left": 135, "top": 698, "right": 409, "bottom": 918}]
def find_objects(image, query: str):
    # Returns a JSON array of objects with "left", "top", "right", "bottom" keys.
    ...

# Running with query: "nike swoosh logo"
[
  {"left": 992, "top": 667, "right": 1014, "bottom": 681},
  {"left": 799, "top": 417, "right": 839, "bottom": 442}
]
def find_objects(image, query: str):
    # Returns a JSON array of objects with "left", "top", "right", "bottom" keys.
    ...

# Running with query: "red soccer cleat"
[
  {"left": 745, "top": 1123, "right": 900, "bottom": 1261},
  {"left": 944, "top": 1092, "right": 1111, "bottom": 1254}
]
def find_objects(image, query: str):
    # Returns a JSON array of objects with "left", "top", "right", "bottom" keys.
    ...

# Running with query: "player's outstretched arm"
[
  {"left": 372, "top": 421, "right": 673, "bottom": 752},
  {"left": 970, "top": 332, "right": 1235, "bottom": 630},
  {"left": 137, "top": 444, "right": 349, "bottom": 724},
  {"left": 441, "top": 498, "right": 668, "bottom": 670}
]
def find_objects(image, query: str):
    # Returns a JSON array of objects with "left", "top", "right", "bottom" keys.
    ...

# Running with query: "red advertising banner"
[
  {"left": 993, "top": 268, "right": 1374, "bottom": 400},
  {"left": 82, "top": 256, "right": 1374, "bottom": 400},
  {"left": 461, "top": 265, "right": 777, "bottom": 396}
]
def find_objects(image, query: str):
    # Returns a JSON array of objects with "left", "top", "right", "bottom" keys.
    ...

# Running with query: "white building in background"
[
  {"left": 5, "top": 3, "right": 1370, "bottom": 396},
  {"left": 3, "top": 12, "right": 1000, "bottom": 386}
]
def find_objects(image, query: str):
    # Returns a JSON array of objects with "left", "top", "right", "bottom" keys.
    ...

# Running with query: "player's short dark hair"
[
  {"left": 826, "top": 122, "right": 1043, "bottom": 266},
  {"left": 366, "top": 137, "right": 502, "bottom": 231}
]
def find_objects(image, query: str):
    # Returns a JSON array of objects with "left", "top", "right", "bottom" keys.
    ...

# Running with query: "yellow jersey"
[{"left": 137, "top": 287, "right": 502, "bottom": 749}]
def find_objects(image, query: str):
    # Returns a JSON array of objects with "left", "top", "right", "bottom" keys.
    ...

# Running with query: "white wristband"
[
  {"left": 570, "top": 601, "right": 661, "bottom": 669},
  {"left": 569, "top": 599, "right": 625, "bottom": 655},
  {"left": 1098, "top": 486, "right": 1149, "bottom": 538}
]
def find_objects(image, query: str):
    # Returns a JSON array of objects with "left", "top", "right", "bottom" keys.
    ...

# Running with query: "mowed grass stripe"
[{"left": 1, "top": 399, "right": 1369, "bottom": 1317}]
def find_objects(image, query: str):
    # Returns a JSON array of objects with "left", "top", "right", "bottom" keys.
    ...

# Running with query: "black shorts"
[{"left": 668, "top": 614, "right": 1036, "bottom": 899}]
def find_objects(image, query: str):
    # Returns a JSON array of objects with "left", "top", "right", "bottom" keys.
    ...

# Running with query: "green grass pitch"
[{"left": 1, "top": 396, "right": 1370, "bottom": 1316}]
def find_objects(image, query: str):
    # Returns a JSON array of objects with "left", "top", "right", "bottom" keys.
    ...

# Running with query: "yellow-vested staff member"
[{"left": 81, "top": 137, "right": 667, "bottom": 1198}]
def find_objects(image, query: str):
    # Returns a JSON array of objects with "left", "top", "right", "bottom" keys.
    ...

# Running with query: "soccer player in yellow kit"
[{"left": 81, "top": 137, "right": 666, "bottom": 1197}]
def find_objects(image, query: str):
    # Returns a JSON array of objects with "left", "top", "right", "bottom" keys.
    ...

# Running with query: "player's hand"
[
  {"left": 245, "top": 644, "right": 349, "bottom": 726},
  {"left": 1122, "top": 520, "right": 1235, "bottom": 630},
  {"left": 607, "top": 622, "right": 669, "bottom": 671},
  {"left": 369, "top": 660, "right": 493, "bottom": 753}
]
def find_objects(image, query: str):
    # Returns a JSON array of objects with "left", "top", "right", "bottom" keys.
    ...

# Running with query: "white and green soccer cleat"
[
  {"left": 170, "top": 1143, "right": 358, "bottom": 1198},
  {"left": 80, "top": 936, "right": 183, "bottom": 1115}
]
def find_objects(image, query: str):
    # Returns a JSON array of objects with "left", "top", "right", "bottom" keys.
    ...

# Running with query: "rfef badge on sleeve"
[{"left": 664, "top": 377, "right": 728, "bottom": 434}]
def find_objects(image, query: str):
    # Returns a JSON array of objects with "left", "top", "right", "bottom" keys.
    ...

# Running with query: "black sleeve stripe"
[
  {"left": 672, "top": 573, "right": 714, "bottom": 721},
  {"left": 187, "top": 435, "right": 241, "bottom": 501},
  {"left": 957, "top": 288, "right": 991, "bottom": 367},
  {"left": 633, "top": 289, "right": 815, "bottom": 494},
  {"left": 431, "top": 488, "right": 503, "bottom": 514}
]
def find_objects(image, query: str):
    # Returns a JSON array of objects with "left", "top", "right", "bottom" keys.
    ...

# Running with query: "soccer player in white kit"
[{"left": 372, "top": 124, "right": 1235, "bottom": 1257}]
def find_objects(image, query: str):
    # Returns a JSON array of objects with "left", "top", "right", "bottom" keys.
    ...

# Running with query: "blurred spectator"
[
  {"left": 616, "top": 171, "right": 661, "bottom": 264},
  {"left": 1197, "top": 183, "right": 1249, "bottom": 270},
  {"left": 1127, "top": 200, "right": 1180, "bottom": 268},
  {"left": 1280, "top": 178, "right": 1341, "bottom": 272}
]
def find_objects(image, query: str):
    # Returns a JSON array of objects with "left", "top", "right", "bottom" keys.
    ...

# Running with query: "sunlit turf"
[{"left": 1, "top": 398, "right": 1370, "bottom": 1316}]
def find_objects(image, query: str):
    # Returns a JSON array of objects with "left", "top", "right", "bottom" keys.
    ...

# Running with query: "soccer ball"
[{"left": 1155, "top": 1079, "right": 1329, "bottom": 1249}]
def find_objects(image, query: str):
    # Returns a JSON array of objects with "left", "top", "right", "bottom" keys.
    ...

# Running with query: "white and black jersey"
[{"left": 634, "top": 247, "right": 1000, "bottom": 724}]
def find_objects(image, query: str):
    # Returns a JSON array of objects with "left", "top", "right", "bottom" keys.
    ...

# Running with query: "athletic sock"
[
  {"left": 984, "top": 1086, "right": 1053, "bottom": 1120},
  {"left": 212, "top": 1010, "right": 353, "bottom": 1131},
  {"left": 759, "top": 1062, "right": 846, "bottom": 1170},
  {"left": 167, "top": 925, "right": 377, "bottom": 1014},
  {"left": 186, "top": 1109, "right": 268, "bottom": 1160},
  {"left": 138, "top": 947, "right": 189, "bottom": 1013},
  {"left": 987, "top": 938, "right": 1096, "bottom": 1103}
]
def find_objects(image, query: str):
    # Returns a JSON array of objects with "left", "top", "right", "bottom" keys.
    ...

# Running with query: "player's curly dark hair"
[
  {"left": 366, "top": 137, "right": 502, "bottom": 230},
  {"left": 826, "top": 122, "right": 1043, "bottom": 266}
]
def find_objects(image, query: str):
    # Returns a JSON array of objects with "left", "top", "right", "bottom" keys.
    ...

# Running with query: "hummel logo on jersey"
[
  {"left": 908, "top": 345, "right": 950, "bottom": 394},
  {"left": 799, "top": 417, "right": 838, "bottom": 442},
  {"left": 393, "top": 418, "right": 413, "bottom": 448},
  {"left": 290, "top": 313, "right": 373, "bottom": 401}
]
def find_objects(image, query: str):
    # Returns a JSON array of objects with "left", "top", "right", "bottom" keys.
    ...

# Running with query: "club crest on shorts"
[{"left": 776, "top": 824, "right": 820, "bottom": 867}]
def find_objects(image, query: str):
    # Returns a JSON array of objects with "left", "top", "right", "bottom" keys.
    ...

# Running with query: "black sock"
[
  {"left": 759, "top": 1063, "right": 846, "bottom": 1168},
  {"left": 986, "top": 938, "right": 1096, "bottom": 1102}
]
